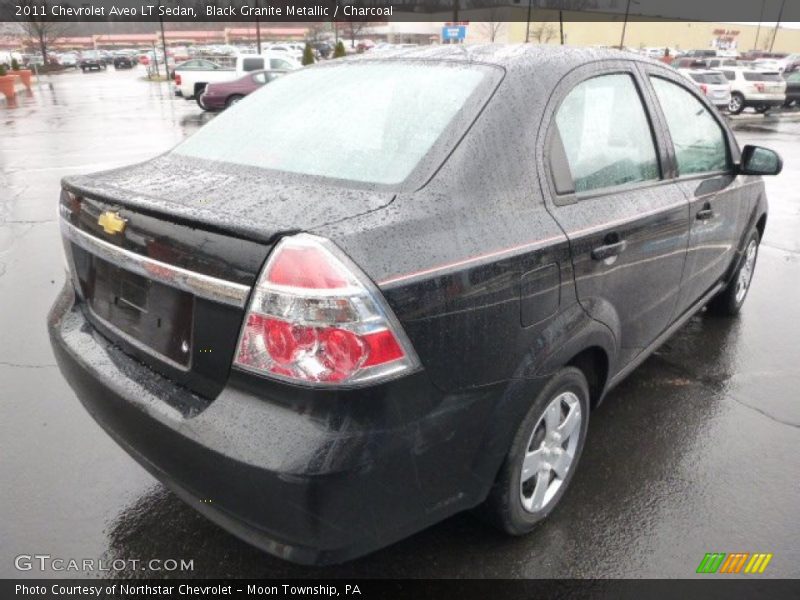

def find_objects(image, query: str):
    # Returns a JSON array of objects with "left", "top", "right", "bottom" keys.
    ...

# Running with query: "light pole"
[
  {"left": 254, "top": 0, "right": 262, "bottom": 54},
  {"left": 769, "top": 0, "right": 787, "bottom": 52},
  {"left": 525, "top": 0, "right": 533, "bottom": 43},
  {"left": 753, "top": 0, "right": 766, "bottom": 50},
  {"left": 619, "top": 0, "right": 640, "bottom": 50}
]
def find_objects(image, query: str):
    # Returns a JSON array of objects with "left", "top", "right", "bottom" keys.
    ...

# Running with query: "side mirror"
[{"left": 739, "top": 145, "right": 783, "bottom": 176}]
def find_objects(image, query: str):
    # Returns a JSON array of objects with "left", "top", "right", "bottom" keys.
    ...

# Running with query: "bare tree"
[
  {"left": 479, "top": 8, "right": 506, "bottom": 42},
  {"left": 15, "top": 0, "right": 71, "bottom": 62},
  {"left": 336, "top": 0, "right": 372, "bottom": 48},
  {"left": 306, "top": 22, "right": 330, "bottom": 43},
  {"left": 531, "top": 22, "right": 556, "bottom": 44}
]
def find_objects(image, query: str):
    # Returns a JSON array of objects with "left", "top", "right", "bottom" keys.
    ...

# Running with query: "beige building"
[{"left": 466, "top": 10, "right": 800, "bottom": 53}]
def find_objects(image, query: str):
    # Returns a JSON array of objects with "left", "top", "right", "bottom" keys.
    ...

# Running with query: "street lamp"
[
  {"left": 525, "top": 0, "right": 533, "bottom": 43},
  {"left": 754, "top": 0, "right": 767, "bottom": 50},
  {"left": 619, "top": 0, "right": 640, "bottom": 50},
  {"left": 769, "top": 0, "right": 787, "bottom": 52}
]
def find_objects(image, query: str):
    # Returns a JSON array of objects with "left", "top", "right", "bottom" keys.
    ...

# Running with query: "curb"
[{"left": 726, "top": 111, "right": 800, "bottom": 126}]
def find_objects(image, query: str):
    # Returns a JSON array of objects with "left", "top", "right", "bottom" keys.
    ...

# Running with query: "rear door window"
[
  {"left": 554, "top": 73, "right": 660, "bottom": 193},
  {"left": 270, "top": 58, "right": 293, "bottom": 70},
  {"left": 650, "top": 77, "right": 730, "bottom": 175},
  {"left": 241, "top": 57, "right": 263, "bottom": 72},
  {"left": 743, "top": 72, "right": 781, "bottom": 81}
]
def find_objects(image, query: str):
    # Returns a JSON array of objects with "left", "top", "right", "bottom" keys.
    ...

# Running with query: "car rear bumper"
[
  {"left": 48, "top": 281, "right": 505, "bottom": 564},
  {"left": 743, "top": 94, "right": 785, "bottom": 106},
  {"left": 709, "top": 95, "right": 731, "bottom": 107},
  {"left": 198, "top": 93, "right": 226, "bottom": 110}
]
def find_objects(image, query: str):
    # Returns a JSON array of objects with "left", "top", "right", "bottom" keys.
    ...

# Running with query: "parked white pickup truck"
[{"left": 174, "top": 54, "right": 301, "bottom": 106}]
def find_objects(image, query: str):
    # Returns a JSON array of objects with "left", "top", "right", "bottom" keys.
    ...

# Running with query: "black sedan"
[
  {"left": 112, "top": 54, "right": 136, "bottom": 69},
  {"left": 78, "top": 51, "right": 107, "bottom": 72},
  {"left": 48, "top": 46, "right": 781, "bottom": 565}
]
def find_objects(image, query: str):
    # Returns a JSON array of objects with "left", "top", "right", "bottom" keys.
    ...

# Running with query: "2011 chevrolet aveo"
[{"left": 48, "top": 46, "right": 781, "bottom": 564}]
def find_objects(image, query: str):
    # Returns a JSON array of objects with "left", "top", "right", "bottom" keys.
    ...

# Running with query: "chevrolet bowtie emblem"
[{"left": 98, "top": 211, "right": 127, "bottom": 235}]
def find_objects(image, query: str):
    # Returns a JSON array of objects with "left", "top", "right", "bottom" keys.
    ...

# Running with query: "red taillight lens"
[
  {"left": 174, "top": 73, "right": 181, "bottom": 85},
  {"left": 755, "top": 82, "right": 765, "bottom": 92},
  {"left": 266, "top": 245, "right": 351, "bottom": 289},
  {"left": 234, "top": 234, "right": 419, "bottom": 386},
  {"left": 700, "top": 84, "right": 708, "bottom": 95}
]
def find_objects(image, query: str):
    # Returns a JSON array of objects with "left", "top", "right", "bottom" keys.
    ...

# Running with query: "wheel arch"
[
  {"left": 469, "top": 309, "right": 617, "bottom": 502},
  {"left": 756, "top": 212, "right": 767, "bottom": 241},
  {"left": 566, "top": 346, "right": 610, "bottom": 410}
]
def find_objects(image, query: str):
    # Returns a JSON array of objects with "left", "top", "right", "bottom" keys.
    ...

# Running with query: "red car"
[{"left": 199, "top": 70, "right": 283, "bottom": 111}]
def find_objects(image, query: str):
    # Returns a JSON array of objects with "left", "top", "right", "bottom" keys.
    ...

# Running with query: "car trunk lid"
[{"left": 60, "top": 155, "right": 395, "bottom": 400}]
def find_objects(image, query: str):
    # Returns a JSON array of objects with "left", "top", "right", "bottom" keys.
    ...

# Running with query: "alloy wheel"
[
  {"left": 519, "top": 391, "right": 582, "bottom": 512},
  {"left": 729, "top": 95, "right": 743, "bottom": 113},
  {"left": 735, "top": 239, "right": 757, "bottom": 305}
]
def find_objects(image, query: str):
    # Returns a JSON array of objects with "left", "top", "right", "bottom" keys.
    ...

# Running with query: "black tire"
[
  {"left": 783, "top": 99, "right": 794, "bottom": 108},
  {"left": 708, "top": 229, "right": 760, "bottom": 317},
  {"left": 195, "top": 94, "right": 208, "bottom": 110},
  {"left": 484, "top": 367, "right": 590, "bottom": 535},
  {"left": 728, "top": 92, "right": 745, "bottom": 115},
  {"left": 225, "top": 94, "right": 244, "bottom": 109}
]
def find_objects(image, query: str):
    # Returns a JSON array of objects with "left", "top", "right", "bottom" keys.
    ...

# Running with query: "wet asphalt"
[{"left": 1, "top": 67, "right": 798, "bottom": 579}]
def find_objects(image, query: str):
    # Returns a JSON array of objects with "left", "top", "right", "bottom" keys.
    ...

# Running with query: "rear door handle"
[
  {"left": 591, "top": 240, "right": 627, "bottom": 261},
  {"left": 696, "top": 203, "right": 714, "bottom": 220}
]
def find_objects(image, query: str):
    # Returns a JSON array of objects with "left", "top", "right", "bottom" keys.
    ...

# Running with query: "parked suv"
[
  {"left": 112, "top": 53, "right": 136, "bottom": 69},
  {"left": 49, "top": 47, "right": 780, "bottom": 565},
  {"left": 719, "top": 67, "right": 787, "bottom": 114}
]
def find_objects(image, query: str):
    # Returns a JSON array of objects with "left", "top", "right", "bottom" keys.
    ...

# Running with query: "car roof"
[
  {"left": 682, "top": 69, "right": 725, "bottom": 75},
  {"left": 344, "top": 44, "right": 654, "bottom": 73}
]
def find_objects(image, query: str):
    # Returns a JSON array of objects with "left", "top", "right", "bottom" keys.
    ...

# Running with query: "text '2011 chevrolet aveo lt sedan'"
[{"left": 48, "top": 46, "right": 782, "bottom": 565}]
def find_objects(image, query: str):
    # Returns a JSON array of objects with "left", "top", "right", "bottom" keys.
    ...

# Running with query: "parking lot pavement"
[{"left": 1, "top": 68, "right": 799, "bottom": 579}]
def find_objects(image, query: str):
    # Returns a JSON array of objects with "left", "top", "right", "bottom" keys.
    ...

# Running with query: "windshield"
[{"left": 175, "top": 62, "right": 491, "bottom": 185}]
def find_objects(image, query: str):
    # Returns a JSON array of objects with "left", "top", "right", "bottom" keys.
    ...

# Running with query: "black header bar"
[{"left": 1, "top": 0, "right": 799, "bottom": 23}]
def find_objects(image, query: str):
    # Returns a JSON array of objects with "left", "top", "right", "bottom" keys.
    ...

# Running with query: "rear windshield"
[
  {"left": 743, "top": 72, "right": 782, "bottom": 82},
  {"left": 175, "top": 62, "right": 492, "bottom": 185},
  {"left": 689, "top": 73, "right": 728, "bottom": 84}
]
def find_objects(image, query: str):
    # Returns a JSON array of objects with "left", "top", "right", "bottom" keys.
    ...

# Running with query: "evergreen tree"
[
  {"left": 302, "top": 43, "right": 315, "bottom": 66},
  {"left": 333, "top": 41, "right": 346, "bottom": 59}
]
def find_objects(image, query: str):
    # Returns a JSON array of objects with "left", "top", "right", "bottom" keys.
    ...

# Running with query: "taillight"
[
  {"left": 699, "top": 84, "right": 708, "bottom": 95},
  {"left": 755, "top": 82, "right": 765, "bottom": 92},
  {"left": 174, "top": 73, "right": 181, "bottom": 85},
  {"left": 234, "top": 233, "right": 420, "bottom": 386},
  {"left": 59, "top": 189, "right": 82, "bottom": 221}
]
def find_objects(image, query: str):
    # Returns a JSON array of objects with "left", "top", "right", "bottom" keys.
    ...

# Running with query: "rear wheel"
[
  {"left": 728, "top": 92, "right": 745, "bottom": 115},
  {"left": 484, "top": 367, "right": 590, "bottom": 535},
  {"left": 225, "top": 94, "right": 244, "bottom": 109},
  {"left": 708, "top": 229, "right": 760, "bottom": 316}
]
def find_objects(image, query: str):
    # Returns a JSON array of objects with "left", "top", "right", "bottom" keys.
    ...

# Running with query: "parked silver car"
[{"left": 679, "top": 69, "right": 732, "bottom": 109}]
